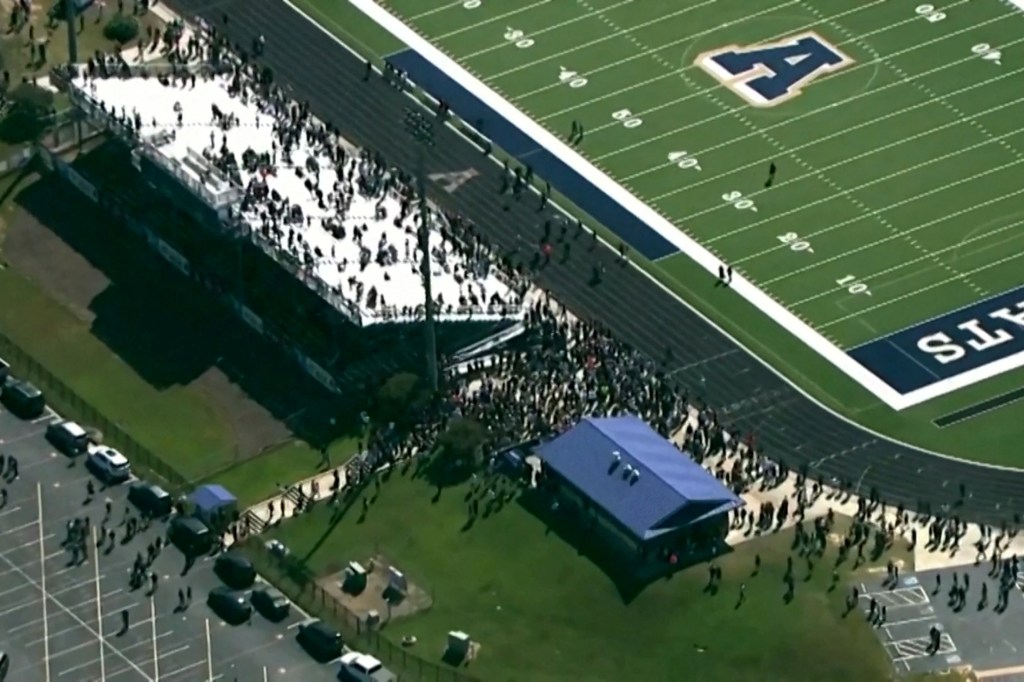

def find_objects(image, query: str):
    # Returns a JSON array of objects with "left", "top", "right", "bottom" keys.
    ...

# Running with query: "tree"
[
  {"left": 103, "top": 14, "right": 139, "bottom": 44},
  {"left": 0, "top": 84, "right": 55, "bottom": 144},
  {"left": 373, "top": 372, "right": 428, "bottom": 426},
  {"left": 436, "top": 417, "right": 489, "bottom": 472}
]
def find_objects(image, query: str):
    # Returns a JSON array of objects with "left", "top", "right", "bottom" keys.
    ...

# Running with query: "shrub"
[
  {"left": 0, "top": 84, "right": 55, "bottom": 143},
  {"left": 103, "top": 14, "right": 139, "bottom": 44}
]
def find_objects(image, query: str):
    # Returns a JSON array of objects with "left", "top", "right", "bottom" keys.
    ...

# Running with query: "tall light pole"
[
  {"left": 403, "top": 106, "right": 439, "bottom": 392},
  {"left": 64, "top": 0, "right": 82, "bottom": 147}
]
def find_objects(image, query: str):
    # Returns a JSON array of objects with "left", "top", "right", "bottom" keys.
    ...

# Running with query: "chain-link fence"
[
  {"left": 245, "top": 538, "right": 478, "bottom": 682},
  {"left": 0, "top": 330, "right": 191, "bottom": 493}
]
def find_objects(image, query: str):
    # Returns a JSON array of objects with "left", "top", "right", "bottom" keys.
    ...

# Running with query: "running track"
[{"left": 165, "top": 0, "right": 1024, "bottom": 525}]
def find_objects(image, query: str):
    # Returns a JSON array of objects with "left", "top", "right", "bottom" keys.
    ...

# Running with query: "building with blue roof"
[{"left": 536, "top": 415, "right": 743, "bottom": 553}]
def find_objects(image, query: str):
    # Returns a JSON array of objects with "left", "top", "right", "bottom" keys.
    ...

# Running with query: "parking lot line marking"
[
  {"left": 1, "top": 519, "right": 42, "bottom": 536},
  {"left": 38, "top": 483, "right": 52, "bottom": 682},
  {"left": 59, "top": 633, "right": 175, "bottom": 678},
  {"left": 882, "top": 614, "right": 937, "bottom": 630},
  {"left": 205, "top": 618, "right": 213, "bottom": 682},
  {"left": 0, "top": 530, "right": 154, "bottom": 679},
  {"left": 0, "top": 505, "right": 22, "bottom": 518},
  {"left": 263, "top": 666, "right": 268, "bottom": 682},
  {"left": 152, "top": 597, "right": 160, "bottom": 681},
  {"left": 93, "top": 527, "right": 106, "bottom": 682},
  {"left": 159, "top": 659, "right": 204, "bottom": 678}
]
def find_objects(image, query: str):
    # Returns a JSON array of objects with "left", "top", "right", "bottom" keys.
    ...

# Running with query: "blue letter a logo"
[{"left": 696, "top": 31, "right": 854, "bottom": 107}]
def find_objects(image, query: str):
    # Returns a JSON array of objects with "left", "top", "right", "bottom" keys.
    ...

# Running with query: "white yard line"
[
  {"left": 582, "top": 0, "right": 990, "bottom": 298},
  {"left": 518, "top": 0, "right": 969, "bottom": 105},
  {"left": 555, "top": 3, "right": 1007, "bottom": 137},
  {"left": 710, "top": 137, "right": 1024, "bottom": 248},
  {"left": 350, "top": 0, "right": 1024, "bottom": 408},
  {"left": 653, "top": 85, "right": 1024, "bottom": 210},
  {"left": 610, "top": 54, "right": 1024, "bottom": 182},
  {"left": 800, "top": 0, "right": 1024, "bottom": 161},
  {"left": 434, "top": 0, "right": 552, "bottom": 41},
  {"left": 466, "top": 0, "right": 713, "bottom": 62},
  {"left": 760, "top": 185, "right": 1024, "bottom": 283},
  {"left": 790, "top": 220, "right": 1024, "bottom": 308},
  {"left": 820, "top": 248, "right": 1024, "bottom": 329},
  {"left": 408, "top": 0, "right": 467, "bottom": 21}
]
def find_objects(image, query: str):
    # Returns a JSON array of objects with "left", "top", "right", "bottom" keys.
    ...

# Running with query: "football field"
[{"left": 348, "top": 0, "right": 1024, "bottom": 411}]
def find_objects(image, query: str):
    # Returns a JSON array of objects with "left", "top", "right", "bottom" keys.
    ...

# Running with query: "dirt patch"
[
  {"left": 193, "top": 366, "right": 291, "bottom": 460},
  {"left": 318, "top": 555, "right": 433, "bottom": 625},
  {"left": 4, "top": 201, "right": 109, "bottom": 323}
]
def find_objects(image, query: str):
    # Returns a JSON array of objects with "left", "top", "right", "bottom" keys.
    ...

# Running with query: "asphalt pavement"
[
  {"left": 0, "top": 404, "right": 338, "bottom": 682},
  {"left": 160, "top": 0, "right": 1024, "bottom": 526}
]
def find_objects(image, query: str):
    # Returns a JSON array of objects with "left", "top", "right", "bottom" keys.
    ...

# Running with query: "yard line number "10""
[
  {"left": 504, "top": 27, "right": 534, "bottom": 49},
  {"left": 837, "top": 275, "right": 872, "bottom": 296}
]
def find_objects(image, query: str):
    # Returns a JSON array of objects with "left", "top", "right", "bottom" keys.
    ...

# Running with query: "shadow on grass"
[
  {"left": 12, "top": 173, "right": 362, "bottom": 454},
  {"left": 516, "top": 487, "right": 733, "bottom": 605}
]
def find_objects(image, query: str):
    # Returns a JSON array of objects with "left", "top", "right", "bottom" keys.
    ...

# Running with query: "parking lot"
[{"left": 0, "top": 403, "right": 339, "bottom": 681}]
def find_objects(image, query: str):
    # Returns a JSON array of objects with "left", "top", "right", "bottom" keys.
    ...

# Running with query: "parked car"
[
  {"left": 0, "top": 650, "right": 9, "bottom": 681},
  {"left": 250, "top": 585, "right": 290, "bottom": 621},
  {"left": 168, "top": 516, "right": 212, "bottom": 556},
  {"left": 0, "top": 379, "right": 45, "bottom": 419},
  {"left": 46, "top": 420, "right": 91, "bottom": 457},
  {"left": 297, "top": 620, "right": 343, "bottom": 661},
  {"left": 127, "top": 481, "right": 173, "bottom": 518},
  {"left": 338, "top": 652, "right": 396, "bottom": 682},
  {"left": 86, "top": 445, "right": 131, "bottom": 483},
  {"left": 214, "top": 552, "right": 256, "bottom": 589},
  {"left": 207, "top": 586, "right": 252, "bottom": 624}
]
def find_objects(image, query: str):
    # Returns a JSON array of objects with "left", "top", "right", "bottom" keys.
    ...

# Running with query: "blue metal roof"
[{"left": 537, "top": 416, "right": 742, "bottom": 541}]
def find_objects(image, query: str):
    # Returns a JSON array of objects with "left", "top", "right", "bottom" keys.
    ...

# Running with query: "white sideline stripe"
[
  {"left": 790, "top": 217, "right": 1024, "bottom": 308},
  {"left": 349, "top": 0, "right": 1024, "bottom": 411},
  {"left": 408, "top": 1, "right": 465, "bottom": 21},
  {"left": 433, "top": 0, "right": 552, "bottom": 41},
  {"left": 612, "top": 45, "right": 1024, "bottom": 181},
  {"left": 468, "top": 0, "right": 721, "bottom": 64},
  {"left": 295, "top": 0, "right": 1024, "bottom": 468},
  {"left": 568, "top": 0, "right": 1004, "bottom": 138}
]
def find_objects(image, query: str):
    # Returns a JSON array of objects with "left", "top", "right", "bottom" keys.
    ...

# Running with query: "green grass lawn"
[
  {"left": 263, "top": 467, "right": 905, "bottom": 682},
  {"left": 0, "top": 166, "right": 361, "bottom": 497},
  {"left": 293, "top": 0, "right": 1024, "bottom": 467}
]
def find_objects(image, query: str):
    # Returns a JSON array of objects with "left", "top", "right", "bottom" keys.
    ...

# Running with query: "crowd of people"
[{"left": 67, "top": 21, "right": 526, "bottom": 327}]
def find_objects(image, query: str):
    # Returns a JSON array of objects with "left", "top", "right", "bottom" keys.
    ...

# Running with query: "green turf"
[
  {"left": 291, "top": 0, "right": 1024, "bottom": 466},
  {"left": 263, "top": 466, "right": 907, "bottom": 682},
  {"left": 209, "top": 437, "right": 360, "bottom": 507},
  {"left": 0, "top": 262, "right": 235, "bottom": 481}
]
